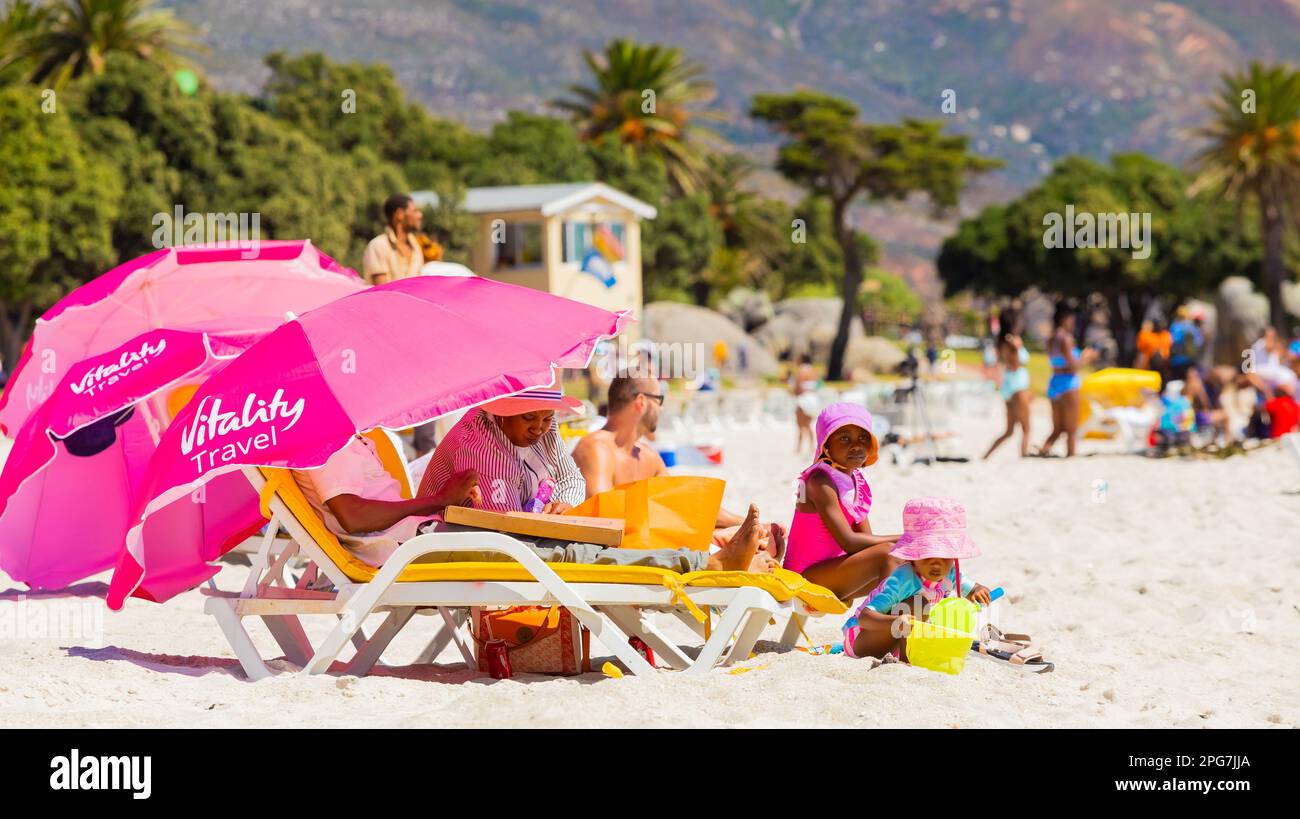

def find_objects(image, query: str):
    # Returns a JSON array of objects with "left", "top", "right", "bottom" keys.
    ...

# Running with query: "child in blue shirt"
[{"left": 843, "top": 496, "right": 992, "bottom": 660}]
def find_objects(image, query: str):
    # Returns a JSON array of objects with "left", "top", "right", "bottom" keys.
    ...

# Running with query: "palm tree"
[
  {"left": 554, "top": 39, "right": 715, "bottom": 194},
  {"left": 1192, "top": 62, "right": 1300, "bottom": 331},
  {"left": 700, "top": 151, "right": 791, "bottom": 294},
  {"left": 19, "top": 0, "right": 202, "bottom": 88},
  {"left": 701, "top": 152, "right": 756, "bottom": 245},
  {"left": 0, "top": 1, "right": 50, "bottom": 84}
]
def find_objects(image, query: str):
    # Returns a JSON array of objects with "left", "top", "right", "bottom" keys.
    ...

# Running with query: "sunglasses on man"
[{"left": 638, "top": 391, "right": 664, "bottom": 405}]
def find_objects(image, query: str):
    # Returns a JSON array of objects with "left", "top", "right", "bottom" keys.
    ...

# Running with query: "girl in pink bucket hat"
[
  {"left": 784, "top": 402, "right": 901, "bottom": 598},
  {"left": 842, "top": 496, "right": 993, "bottom": 660}
]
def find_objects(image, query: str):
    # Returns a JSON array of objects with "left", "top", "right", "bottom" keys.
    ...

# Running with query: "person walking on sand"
[
  {"left": 1134, "top": 319, "right": 1158, "bottom": 371},
  {"left": 984, "top": 327, "right": 1032, "bottom": 459},
  {"left": 1168, "top": 305, "right": 1205, "bottom": 383},
  {"left": 791, "top": 354, "right": 818, "bottom": 454},
  {"left": 1039, "top": 302, "right": 1097, "bottom": 457}
]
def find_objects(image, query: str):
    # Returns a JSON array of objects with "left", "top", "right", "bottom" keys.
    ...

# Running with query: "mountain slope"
[
  {"left": 164, "top": 0, "right": 1299, "bottom": 185},
  {"left": 159, "top": 0, "right": 1299, "bottom": 295}
]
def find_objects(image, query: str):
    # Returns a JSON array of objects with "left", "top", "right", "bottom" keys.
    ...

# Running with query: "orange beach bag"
[{"left": 475, "top": 606, "right": 590, "bottom": 676}]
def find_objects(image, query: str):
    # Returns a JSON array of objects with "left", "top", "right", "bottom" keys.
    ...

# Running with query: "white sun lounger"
[{"left": 202, "top": 457, "right": 842, "bottom": 681}]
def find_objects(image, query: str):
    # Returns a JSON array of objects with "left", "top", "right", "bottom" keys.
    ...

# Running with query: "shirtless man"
[{"left": 573, "top": 375, "right": 784, "bottom": 570}]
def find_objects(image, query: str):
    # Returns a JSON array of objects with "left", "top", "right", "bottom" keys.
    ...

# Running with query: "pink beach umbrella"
[
  {"left": 0, "top": 328, "right": 261, "bottom": 589},
  {"left": 106, "top": 275, "right": 630, "bottom": 609},
  {"left": 0, "top": 240, "right": 363, "bottom": 438}
]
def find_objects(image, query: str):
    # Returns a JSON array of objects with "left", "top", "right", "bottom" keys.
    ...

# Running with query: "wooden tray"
[{"left": 444, "top": 506, "right": 623, "bottom": 547}]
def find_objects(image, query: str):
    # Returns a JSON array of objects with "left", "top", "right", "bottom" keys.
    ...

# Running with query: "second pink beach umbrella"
[
  {"left": 0, "top": 328, "right": 259, "bottom": 589},
  {"left": 107, "top": 274, "right": 630, "bottom": 609},
  {"left": 0, "top": 240, "right": 364, "bottom": 438}
]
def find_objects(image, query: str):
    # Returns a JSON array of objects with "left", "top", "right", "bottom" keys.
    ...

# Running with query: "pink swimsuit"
[{"left": 784, "top": 463, "right": 872, "bottom": 575}]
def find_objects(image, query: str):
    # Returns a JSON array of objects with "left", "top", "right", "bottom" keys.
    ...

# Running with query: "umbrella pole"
[
  {"left": 140, "top": 277, "right": 167, "bottom": 445},
  {"left": 137, "top": 399, "right": 164, "bottom": 446}
]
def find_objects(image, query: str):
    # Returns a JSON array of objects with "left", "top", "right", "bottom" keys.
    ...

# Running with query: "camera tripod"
[{"left": 889, "top": 375, "right": 967, "bottom": 465}]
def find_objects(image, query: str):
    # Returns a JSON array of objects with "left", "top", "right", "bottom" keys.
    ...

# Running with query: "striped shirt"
[{"left": 417, "top": 408, "right": 585, "bottom": 511}]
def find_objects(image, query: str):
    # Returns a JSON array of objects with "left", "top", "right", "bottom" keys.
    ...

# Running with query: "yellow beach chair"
[
  {"left": 1078, "top": 368, "right": 1161, "bottom": 451},
  {"left": 202, "top": 433, "right": 843, "bottom": 680}
]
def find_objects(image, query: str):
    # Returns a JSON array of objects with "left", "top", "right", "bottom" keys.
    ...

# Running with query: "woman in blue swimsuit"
[
  {"left": 984, "top": 320, "right": 1032, "bottom": 459},
  {"left": 1039, "top": 303, "right": 1096, "bottom": 457}
]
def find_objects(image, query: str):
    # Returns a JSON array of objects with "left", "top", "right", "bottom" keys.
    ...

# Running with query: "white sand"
[{"left": 2, "top": 392, "right": 1298, "bottom": 728}]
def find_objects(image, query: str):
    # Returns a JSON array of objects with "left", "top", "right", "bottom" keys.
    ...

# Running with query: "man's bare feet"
[
  {"left": 748, "top": 550, "right": 779, "bottom": 573},
  {"left": 765, "top": 522, "right": 787, "bottom": 561},
  {"left": 708, "top": 503, "right": 762, "bottom": 572},
  {"left": 712, "top": 521, "right": 785, "bottom": 563}
]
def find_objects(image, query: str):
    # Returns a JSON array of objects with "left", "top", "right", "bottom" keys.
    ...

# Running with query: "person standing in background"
[
  {"left": 363, "top": 194, "right": 424, "bottom": 286},
  {"left": 1168, "top": 305, "right": 1204, "bottom": 383},
  {"left": 1039, "top": 302, "right": 1097, "bottom": 457},
  {"left": 984, "top": 307, "right": 1032, "bottom": 459},
  {"left": 1134, "top": 319, "right": 1159, "bottom": 371},
  {"left": 792, "top": 354, "right": 818, "bottom": 454},
  {"left": 712, "top": 340, "right": 729, "bottom": 372},
  {"left": 365, "top": 194, "right": 435, "bottom": 455},
  {"left": 1193, "top": 308, "right": 1214, "bottom": 373}
]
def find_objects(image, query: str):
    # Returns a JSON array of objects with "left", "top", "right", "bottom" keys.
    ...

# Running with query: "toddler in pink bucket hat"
[
  {"left": 842, "top": 496, "right": 992, "bottom": 661},
  {"left": 889, "top": 496, "right": 981, "bottom": 562}
]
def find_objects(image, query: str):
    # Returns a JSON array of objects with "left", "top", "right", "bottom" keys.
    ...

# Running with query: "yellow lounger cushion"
[
  {"left": 678, "top": 567, "right": 846, "bottom": 614},
  {"left": 393, "top": 560, "right": 682, "bottom": 585},
  {"left": 259, "top": 467, "right": 845, "bottom": 614}
]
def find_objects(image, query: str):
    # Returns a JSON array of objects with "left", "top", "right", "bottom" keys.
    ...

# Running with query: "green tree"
[
  {"left": 0, "top": 83, "right": 121, "bottom": 364},
  {"left": 701, "top": 152, "right": 758, "bottom": 246},
  {"left": 419, "top": 181, "right": 478, "bottom": 267},
  {"left": 260, "top": 51, "right": 487, "bottom": 191},
  {"left": 206, "top": 95, "right": 407, "bottom": 263},
  {"left": 1191, "top": 61, "right": 1300, "bottom": 331},
  {"left": 0, "top": 1, "right": 50, "bottom": 86},
  {"left": 588, "top": 137, "right": 668, "bottom": 206},
  {"left": 859, "top": 268, "right": 921, "bottom": 326},
  {"left": 75, "top": 115, "right": 182, "bottom": 261},
  {"left": 641, "top": 192, "right": 723, "bottom": 304},
  {"left": 724, "top": 196, "right": 794, "bottom": 295},
  {"left": 751, "top": 91, "right": 997, "bottom": 379},
  {"left": 71, "top": 54, "right": 407, "bottom": 267},
  {"left": 18, "top": 0, "right": 201, "bottom": 88},
  {"left": 68, "top": 51, "right": 218, "bottom": 187},
  {"left": 938, "top": 154, "right": 1259, "bottom": 362},
  {"left": 697, "top": 153, "right": 797, "bottom": 300},
  {"left": 466, "top": 111, "right": 594, "bottom": 186},
  {"left": 779, "top": 197, "right": 869, "bottom": 302},
  {"left": 555, "top": 39, "right": 715, "bottom": 194}
]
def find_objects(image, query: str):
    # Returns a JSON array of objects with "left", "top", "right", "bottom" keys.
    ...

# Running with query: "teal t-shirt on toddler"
[{"left": 845, "top": 563, "right": 976, "bottom": 629}]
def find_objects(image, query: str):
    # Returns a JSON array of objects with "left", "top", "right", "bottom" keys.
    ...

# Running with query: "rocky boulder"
[
  {"left": 752, "top": 297, "right": 865, "bottom": 362},
  {"left": 1214, "top": 277, "right": 1270, "bottom": 365},
  {"left": 642, "top": 302, "right": 779, "bottom": 378},
  {"left": 844, "top": 336, "right": 907, "bottom": 378},
  {"left": 716, "top": 287, "right": 776, "bottom": 333}
]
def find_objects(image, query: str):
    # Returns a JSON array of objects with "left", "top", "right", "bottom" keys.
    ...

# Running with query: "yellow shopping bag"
[{"left": 566, "top": 476, "right": 724, "bottom": 551}]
